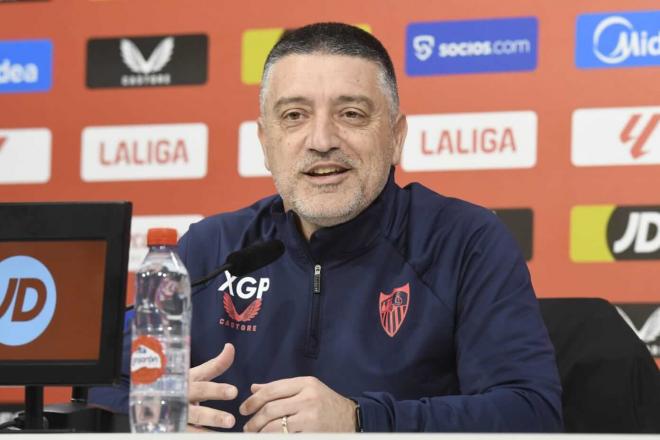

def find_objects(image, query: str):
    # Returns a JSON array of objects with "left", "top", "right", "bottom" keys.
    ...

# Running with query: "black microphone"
[{"left": 191, "top": 239, "right": 285, "bottom": 288}]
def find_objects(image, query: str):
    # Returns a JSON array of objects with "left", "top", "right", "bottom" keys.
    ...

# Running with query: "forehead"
[{"left": 264, "top": 53, "right": 385, "bottom": 107}]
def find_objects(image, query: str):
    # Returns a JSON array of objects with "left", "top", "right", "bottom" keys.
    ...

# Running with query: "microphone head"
[{"left": 225, "top": 239, "right": 285, "bottom": 277}]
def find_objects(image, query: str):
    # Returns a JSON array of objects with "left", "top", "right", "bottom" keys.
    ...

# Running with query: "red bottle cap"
[{"left": 147, "top": 228, "right": 178, "bottom": 246}]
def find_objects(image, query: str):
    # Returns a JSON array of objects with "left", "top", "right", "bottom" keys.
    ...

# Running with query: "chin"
[{"left": 296, "top": 197, "right": 364, "bottom": 228}]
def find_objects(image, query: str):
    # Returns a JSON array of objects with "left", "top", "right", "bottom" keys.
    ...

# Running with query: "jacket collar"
[{"left": 271, "top": 168, "right": 400, "bottom": 266}]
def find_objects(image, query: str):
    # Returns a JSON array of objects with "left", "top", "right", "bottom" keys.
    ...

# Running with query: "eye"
[
  {"left": 282, "top": 110, "right": 304, "bottom": 121},
  {"left": 343, "top": 110, "right": 364, "bottom": 119},
  {"left": 340, "top": 108, "right": 368, "bottom": 125}
]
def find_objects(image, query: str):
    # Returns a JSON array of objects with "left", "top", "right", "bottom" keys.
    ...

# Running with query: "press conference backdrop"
[{"left": 0, "top": 0, "right": 658, "bottom": 408}]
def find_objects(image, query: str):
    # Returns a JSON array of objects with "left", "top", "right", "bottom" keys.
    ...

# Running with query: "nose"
[{"left": 308, "top": 112, "right": 339, "bottom": 153}]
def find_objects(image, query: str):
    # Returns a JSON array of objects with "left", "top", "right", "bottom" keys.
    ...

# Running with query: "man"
[{"left": 91, "top": 22, "right": 562, "bottom": 432}]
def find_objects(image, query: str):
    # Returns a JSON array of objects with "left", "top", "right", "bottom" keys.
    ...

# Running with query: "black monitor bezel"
[{"left": 0, "top": 202, "right": 131, "bottom": 386}]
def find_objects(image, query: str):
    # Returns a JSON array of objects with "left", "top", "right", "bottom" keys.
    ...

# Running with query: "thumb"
[{"left": 190, "top": 343, "right": 235, "bottom": 382}]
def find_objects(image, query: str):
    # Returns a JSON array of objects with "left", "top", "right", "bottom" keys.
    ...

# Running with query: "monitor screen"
[
  {"left": 0, "top": 240, "right": 106, "bottom": 361},
  {"left": 0, "top": 202, "right": 131, "bottom": 386}
]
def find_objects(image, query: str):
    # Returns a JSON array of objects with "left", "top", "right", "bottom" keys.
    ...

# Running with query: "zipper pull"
[{"left": 313, "top": 264, "right": 321, "bottom": 294}]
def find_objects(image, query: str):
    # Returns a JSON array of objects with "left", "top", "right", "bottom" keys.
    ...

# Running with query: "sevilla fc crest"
[{"left": 379, "top": 283, "right": 410, "bottom": 337}]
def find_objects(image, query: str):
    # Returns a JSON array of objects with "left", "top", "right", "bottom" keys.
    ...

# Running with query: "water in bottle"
[{"left": 129, "top": 228, "right": 191, "bottom": 433}]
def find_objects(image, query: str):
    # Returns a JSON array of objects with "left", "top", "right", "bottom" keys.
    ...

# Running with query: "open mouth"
[{"left": 303, "top": 165, "right": 350, "bottom": 177}]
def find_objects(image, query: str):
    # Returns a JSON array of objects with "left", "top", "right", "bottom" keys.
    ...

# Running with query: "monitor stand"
[
  {"left": 24, "top": 386, "right": 46, "bottom": 430},
  {"left": 9, "top": 386, "right": 129, "bottom": 433}
]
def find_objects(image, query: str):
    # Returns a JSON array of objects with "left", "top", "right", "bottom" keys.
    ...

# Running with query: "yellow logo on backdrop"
[
  {"left": 241, "top": 24, "right": 372, "bottom": 85},
  {"left": 570, "top": 205, "right": 616, "bottom": 262}
]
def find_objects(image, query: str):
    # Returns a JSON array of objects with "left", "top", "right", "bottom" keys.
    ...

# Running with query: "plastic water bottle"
[{"left": 129, "top": 228, "right": 191, "bottom": 433}]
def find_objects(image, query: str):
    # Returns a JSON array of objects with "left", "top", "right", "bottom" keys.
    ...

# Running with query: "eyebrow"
[
  {"left": 333, "top": 95, "right": 375, "bottom": 110},
  {"left": 272, "top": 95, "right": 376, "bottom": 112},
  {"left": 273, "top": 96, "right": 313, "bottom": 112}
]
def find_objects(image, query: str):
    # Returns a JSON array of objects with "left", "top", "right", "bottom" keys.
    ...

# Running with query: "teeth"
[{"left": 310, "top": 167, "right": 341, "bottom": 175}]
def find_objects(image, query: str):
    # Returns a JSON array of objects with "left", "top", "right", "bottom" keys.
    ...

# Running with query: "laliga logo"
[
  {"left": 0, "top": 256, "right": 56, "bottom": 346},
  {"left": 413, "top": 35, "right": 435, "bottom": 61},
  {"left": 593, "top": 16, "right": 660, "bottom": 64}
]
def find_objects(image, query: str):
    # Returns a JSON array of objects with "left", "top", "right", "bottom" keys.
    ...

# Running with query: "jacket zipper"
[{"left": 304, "top": 264, "right": 322, "bottom": 358}]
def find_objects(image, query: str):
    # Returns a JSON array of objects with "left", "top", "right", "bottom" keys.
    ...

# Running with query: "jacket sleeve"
[
  {"left": 87, "top": 232, "right": 193, "bottom": 413},
  {"left": 353, "top": 216, "right": 563, "bottom": 432},
  {"left": 87, "top": 310, "right": 132, "bottom": 413}
]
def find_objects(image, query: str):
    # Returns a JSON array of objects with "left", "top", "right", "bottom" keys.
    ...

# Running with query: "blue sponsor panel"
[
  {"left": 576, "top": 10, "right": 660, "bottom": 69},
  {"left": 0, "top": 39, "right": 53, "bottom": 93},
  {"left": 405, "top": 17, "right": 538, "bottom": 76}
]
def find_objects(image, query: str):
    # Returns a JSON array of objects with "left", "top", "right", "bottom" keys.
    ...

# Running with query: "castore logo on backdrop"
[{"left": 86, "top": 34, "right": 207, "bottom": 88}]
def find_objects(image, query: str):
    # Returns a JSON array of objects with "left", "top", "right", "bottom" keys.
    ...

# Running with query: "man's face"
[{"left": 258, "top": 53, "right": 407, "bottom": 229}]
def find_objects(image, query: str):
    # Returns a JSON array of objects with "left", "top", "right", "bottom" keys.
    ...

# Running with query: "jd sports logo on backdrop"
[
  {"left": 86, "top": 34, "right": 208, "bottom": 88},
  {"left": 571, "top": 205, "right": 660, "bottom": 262},
  {"left": 576, "top": 10, "right": 660, "bottom": 69},
  {"left": 406, "top": 17, "right": 537, "bottom": 76}
]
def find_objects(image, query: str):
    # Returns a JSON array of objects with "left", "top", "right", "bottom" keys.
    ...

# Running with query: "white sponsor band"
[
  {"left": 402, "top": 111, "right": 537, "bottom": 171},
  {"left": 0, "top": 128, "right": 51, "bottom": 184},
  {"left": 572, "top": 106, "right": 660, "bottom": 167},
  {"left": 81, "top": 123, "right": 208, "bottom": 182},
  {"left": 238, "top": 121, "right": 270, "bottom": 177}
]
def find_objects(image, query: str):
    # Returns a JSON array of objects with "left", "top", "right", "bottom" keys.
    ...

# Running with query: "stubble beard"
[{"left": 274, "top": 174, "right": 368, "bottom": 228}]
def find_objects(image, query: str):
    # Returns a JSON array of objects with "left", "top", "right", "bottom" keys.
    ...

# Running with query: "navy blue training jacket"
[{"left": 90, "top": 170, "right": 563, "bottom": 432}]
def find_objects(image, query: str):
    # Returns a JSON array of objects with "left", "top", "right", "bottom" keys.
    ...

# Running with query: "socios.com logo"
[
  {"left": 576, "top": 10, "right": 660, "bottom": 69},
  {"left": 406, "top": 17, "right": 538, "bottom": 76},
  {"left": 0, "top": 256, "right": 56, "bottom": 345},
  {"left": 0, "top": 39, "right": 53, "bottom": 93},
  {"left": 571, "top": 205, "right": 660, "bottom": 262}
]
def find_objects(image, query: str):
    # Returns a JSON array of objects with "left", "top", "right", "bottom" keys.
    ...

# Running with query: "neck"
[{"left": 297, "top": 217, "right": 320, "bottom": 241}]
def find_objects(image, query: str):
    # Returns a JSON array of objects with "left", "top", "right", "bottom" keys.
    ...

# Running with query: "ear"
[
  {"left": 257, "top": 117, "right": 271, "bottom": 171},
  {"left": 390, "top": 113, "right": 408, "bottom": 166}
]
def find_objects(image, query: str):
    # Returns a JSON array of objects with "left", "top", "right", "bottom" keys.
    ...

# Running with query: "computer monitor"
[{"left": 0, "top": 202, "right": 131, "bottom": 386}]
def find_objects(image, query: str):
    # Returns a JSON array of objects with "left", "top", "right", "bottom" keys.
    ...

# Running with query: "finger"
[
  {"left": 243, "top": 396, "right": 300, "bottom": 432},
  {"left": 188, "top": 403, "right": 235, "bottom": 429},
  {"left": 186, "top": 424, "right": 214, "bottom": 433},
  {"left": 259, "top": 413, "right": 303, "bottom": 433},
  {"left": 189, "top": 381, "right": 237, "bottom": 403},
  {"left": 240, "top": 377, "right": 309, "bottom": 416},
  {"left": 190, "top": 343, "right": 235, "bottom": 382}
]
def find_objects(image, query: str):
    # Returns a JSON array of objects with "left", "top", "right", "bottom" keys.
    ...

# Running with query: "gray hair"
[{"left": 259, "top": 23, "right": 399, "bottom": 121}]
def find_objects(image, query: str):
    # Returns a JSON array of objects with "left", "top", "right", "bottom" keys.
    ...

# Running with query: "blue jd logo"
[{"left": 0, "top": 256, "right": 57, "bottom": 346}]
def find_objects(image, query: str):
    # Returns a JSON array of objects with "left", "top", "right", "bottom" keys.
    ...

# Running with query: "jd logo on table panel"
[{"left": 0, "top": 256, "right": 56, "bottom": 346}]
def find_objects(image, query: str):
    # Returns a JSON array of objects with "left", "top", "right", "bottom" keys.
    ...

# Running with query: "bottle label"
[{"left": 130, "top": 335, "right": 166, "bottom": 384}]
